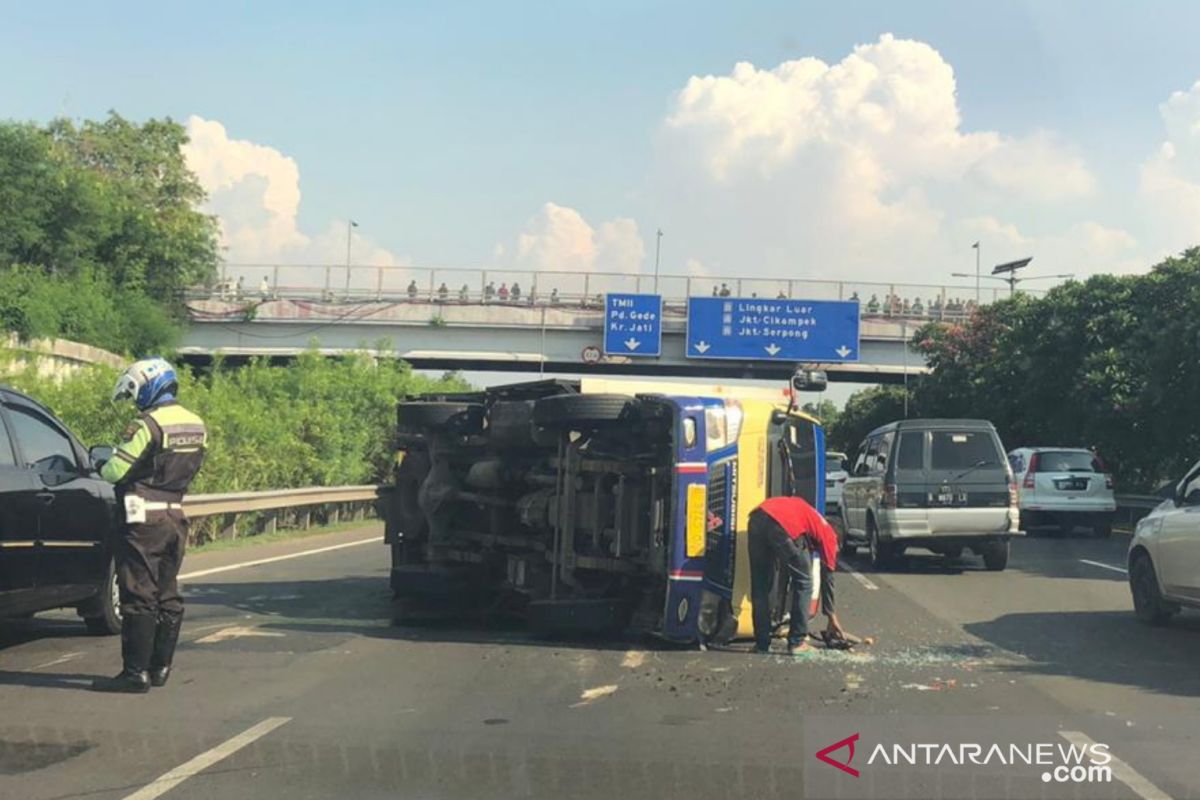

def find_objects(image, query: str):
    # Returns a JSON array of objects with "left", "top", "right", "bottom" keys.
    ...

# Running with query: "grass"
[{"left": 191, "top": 517, "right": 384, "bottom": 554}]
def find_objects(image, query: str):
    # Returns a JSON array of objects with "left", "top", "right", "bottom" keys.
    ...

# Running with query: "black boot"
[
  {"left": 149, "top": 610, "right": 183, "bottom": 687},
  {"left": 92, "top": 613, "right": 155, "bottom": 693}
]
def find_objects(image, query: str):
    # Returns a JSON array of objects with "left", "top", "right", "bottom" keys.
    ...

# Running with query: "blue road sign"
[
  {"left": 604, "top": 293, "right": 663, "bottom": 357},
  {"left": 686, "top": 297, "right": 860, "bottom": 362}
]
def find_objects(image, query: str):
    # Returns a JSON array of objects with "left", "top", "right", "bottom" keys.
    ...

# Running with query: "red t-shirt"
[{"left": 756, "top": 496, "right": 838, "bottom": 570}]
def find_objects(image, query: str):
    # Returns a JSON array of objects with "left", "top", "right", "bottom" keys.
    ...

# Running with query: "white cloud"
[
  {"left": 510, "top": 202, "right": 645, "bottom": 272},
  {"left": 183, "top": 116, "right": 405, "bottom": 269},
  {"left": 1139, "top": 80, "right": 1200, "bottom": 258},
  {"left": 655, "top": 34, "right": 1113, "bottom": 285}
]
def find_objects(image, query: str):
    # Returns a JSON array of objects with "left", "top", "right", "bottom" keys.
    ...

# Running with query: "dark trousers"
[
  {"left": 117, "top": 513, "right": 187, "bottom": 618},
  {"left": 748, "top": 509, "right": 812, "bottom": 650}
]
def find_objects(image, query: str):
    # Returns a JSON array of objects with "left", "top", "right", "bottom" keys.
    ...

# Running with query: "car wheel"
[
  {"left": 1130, "top": 553, "right": 1175, "bottom": 626},
  {"left": 81, "top": 558, "right": 123, "bottom": 635},
  {"left": 982, "top": 541, "right": 1009, "bottom": 571},
  {"left": 832, "top": 513, "right": 856, "bottom": 557},
  {"left": 867, "top": 519, "right": 894, "bottom": 570}
]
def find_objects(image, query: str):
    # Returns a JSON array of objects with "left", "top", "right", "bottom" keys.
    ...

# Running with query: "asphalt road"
[{"left": 2, "top": 527, "right": 1199, "bottom": 800}]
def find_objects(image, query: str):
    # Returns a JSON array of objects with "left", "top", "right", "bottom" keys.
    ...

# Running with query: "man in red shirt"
[{"left": 749, "top": 495, "right": 844, "bottom": 654}]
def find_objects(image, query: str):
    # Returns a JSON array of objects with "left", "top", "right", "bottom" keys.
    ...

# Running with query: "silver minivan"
[{"left": 840, "top": 419, "right": 1021, "bottom": 570}]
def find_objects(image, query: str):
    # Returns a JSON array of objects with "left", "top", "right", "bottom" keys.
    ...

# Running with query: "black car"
[{"left": 0, "top": 385, "right": 122, "bottom": 634}]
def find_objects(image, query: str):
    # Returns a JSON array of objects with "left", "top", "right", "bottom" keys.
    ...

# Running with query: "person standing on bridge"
[
  {"left": 747, "top": 495, "right": 843, "bottom": 655},
  {"left": 92, "top": 359, "right": 207, "bottom": 693}
]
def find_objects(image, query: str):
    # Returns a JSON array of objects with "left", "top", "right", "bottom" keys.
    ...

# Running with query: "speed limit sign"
[{"left": 581, "top": 346, "right": 602, "bottom": 364}]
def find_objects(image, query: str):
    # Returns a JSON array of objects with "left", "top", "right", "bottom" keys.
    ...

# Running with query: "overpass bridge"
[{"left": 179, "top": 266, "right": 999, "bottom": 382}]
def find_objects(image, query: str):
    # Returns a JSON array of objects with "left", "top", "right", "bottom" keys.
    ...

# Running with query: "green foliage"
[
  {"left": 0, "top": 112, "right": 220, "bottom": 355},
  {"left": 913, "top": 247, "right": 1200, "bottom": 490},
  {"left": 1, "top": 353, "right": 468, "bottom": 494},
  {"left": 826, "top": 386, "right": 910, "bottom": 453},
  {"left": 801, "top": 398, "right": 840, "bottom": 431}
]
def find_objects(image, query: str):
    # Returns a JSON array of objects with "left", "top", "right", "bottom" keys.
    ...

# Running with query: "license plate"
[
  {"left": 935, "top": 492, "right": 967, "bottom": 505},
  {"left": 1056, "top": 479, "right": 1087, "bottom": 491}
]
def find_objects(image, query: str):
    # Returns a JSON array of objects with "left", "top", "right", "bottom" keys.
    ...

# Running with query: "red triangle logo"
[{"left": 815, "top": 732, "right": 860, "bottom": 777}]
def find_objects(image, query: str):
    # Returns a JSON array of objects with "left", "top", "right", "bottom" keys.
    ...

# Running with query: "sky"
[{"left": 5, "top": 1, "right": 1200, "bottom": 378}]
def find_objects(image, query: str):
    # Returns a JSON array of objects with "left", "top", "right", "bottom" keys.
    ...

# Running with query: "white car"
[
  {"left": 1128, "top": 460, "right": 1200, "bottom": 624},
  {"left": 825, "top": 451, "right": 849, "bottom": 513},
  {"left": 1008, "top": 447, "right": 1116, "bottom": 537}
]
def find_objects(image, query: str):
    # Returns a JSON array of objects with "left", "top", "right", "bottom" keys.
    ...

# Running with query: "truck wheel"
[
  {"left": 80, "top": 558, "right": 122, "bottom": 635},
  {"left": 397, "top": 402, "right": 484, "bottom": 434},
  {"left": 487, "top": 401, "right": 536, "bottom": 448},
  {"left": 394, "top": 450, "right": 431, "bottom": 539},
  {"left": 533, "top": 394, "right": 634, "bottom": 429},
  {"left": 982, "top": 541, "right": 1010, "bottom": 571},
  {"left": 867, "top": 520, "right": 896, "bottom": 569},
  {"left": 1130, "top": 552, "right": 1175, "bottom": 626}
]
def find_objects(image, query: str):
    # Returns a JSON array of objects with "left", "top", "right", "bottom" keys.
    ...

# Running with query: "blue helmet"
[{"left": 112, "top": 357, "right": 179, "bottom": 410}]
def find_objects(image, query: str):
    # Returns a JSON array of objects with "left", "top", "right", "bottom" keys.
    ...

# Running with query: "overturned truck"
[{"left": 383, "top": 377, "right": 827, "bottom": 643}]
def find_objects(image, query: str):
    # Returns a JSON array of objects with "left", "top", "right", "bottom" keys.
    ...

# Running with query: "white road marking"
[
  {"left": 621, "top": 651, "right": 646, "bottom": 669},
  {"left": 31, "top": 652, "right": 84, "bottom": 670},
  {"left": 179, "top": 537, "right": 380, "bottom": 580},
  {"left": 844, "top": 564, "right": 879, "bottom": 590},
  {"left": 194, "top": 625, "right": 286, "bottom": 644},
  {"left": 570, "top": 684, "right": 618, "bottom": 708},
  {"left": 121, "top": 717, "right": 291, "bottom": 800},
  {"left": 1058, "top": 730, "right": 1171, "bottom": 800},
  {"left": 1079, "top": 559, "right": 1128, "bottom": 575}
]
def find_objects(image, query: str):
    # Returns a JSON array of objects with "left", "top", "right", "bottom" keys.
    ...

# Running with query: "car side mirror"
[{"left": 89, "top": 445, "right": 114, "bottom": 470}]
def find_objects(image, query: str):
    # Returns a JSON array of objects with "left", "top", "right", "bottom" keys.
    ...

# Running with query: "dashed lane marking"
[
  {"left": 1078, "top": 559, "right": 1128, "bottom": 575},
  {"left": 1058, "top": 730, "right": 1170, "bottom": 800},
  {"left": 178, "top": 537, "right": 380, "bottom": 580},
  {"left": 193, "top": 625, "right": 286, "bottom": 644},
  {"left": 844, "top": 564, "right": 879, "bottom": 590},
  {"left": 121, "top": 717, "right": 291, "bottom": 800},
  {"left": 31, "top": 652, "right": 84, "bottom": 670},
  {"left": 571, "top": 685, "right": 619, "bottom": 708}
]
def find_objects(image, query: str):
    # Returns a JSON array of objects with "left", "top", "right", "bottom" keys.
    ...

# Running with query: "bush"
[{"left": 1, "top": 352, "right": 467, "bottom": 494}]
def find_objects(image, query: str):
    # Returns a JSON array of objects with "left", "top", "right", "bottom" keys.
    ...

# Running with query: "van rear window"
[
  {"left": 930, "top": 431, "right": 1000, "bottom": 470},
  {"left": 896, "top": 432, "right": 924, "bottom": 470}
]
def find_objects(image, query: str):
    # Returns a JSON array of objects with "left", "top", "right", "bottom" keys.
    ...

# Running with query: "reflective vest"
[{"left": 100, "top": 402, "right": 207, "bottom": 503}]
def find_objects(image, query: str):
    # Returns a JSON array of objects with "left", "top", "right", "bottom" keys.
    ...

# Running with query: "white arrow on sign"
[
  {"left": 624, "top": 338, "right": 641, "bottom": 350},
  {"left": 764, "top": 343, "right": 782, "bottom": 356},
  {"left": 835, "top": 345, "right": 852, "bottom": 358},
  {"left": 694, "top": 341, "right": 711, "bottom": 354}
]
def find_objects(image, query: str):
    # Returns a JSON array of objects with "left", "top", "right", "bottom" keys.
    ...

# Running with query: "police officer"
[{"left": 92, "top": 358, "right": 207, "bottom": 693}]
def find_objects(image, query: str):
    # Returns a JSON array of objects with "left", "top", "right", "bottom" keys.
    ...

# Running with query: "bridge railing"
[{"left": 192, "top": 264, "right": 1046, "bottom": 324}]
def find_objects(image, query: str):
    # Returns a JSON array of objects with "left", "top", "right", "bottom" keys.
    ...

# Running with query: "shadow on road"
[
  {"left": 0, "top": 670, "right": 94, "bottom": 691},
  {"left": 965, "top": 609, "right": 1200, "bottom": 698},
  {"left": 0, "top": 619, "right": 93, "bottom": 653},
  {"left": 184, "top": 575, "right": 674, "bottom": 654}
]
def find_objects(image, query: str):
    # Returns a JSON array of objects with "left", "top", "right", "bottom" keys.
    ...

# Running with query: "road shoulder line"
[
  {"left": 180, "top": 537, "right": 380, "bottom": 580},
  {"left": 1058, "top": 730, "right": 1170, "bottom": 800}
]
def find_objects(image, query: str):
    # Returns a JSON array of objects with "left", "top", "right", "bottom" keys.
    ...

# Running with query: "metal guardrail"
[
  {"left": 1114, "top": 493, "right": 1165, "bottom": 528},
  {"left": 183, "top": 485, "right": 387, "bottom": 540}
]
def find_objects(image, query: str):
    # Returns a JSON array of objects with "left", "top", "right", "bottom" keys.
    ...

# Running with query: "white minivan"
[{"left": 1008, "top": 447, "right": 1116, "bottom": 537}]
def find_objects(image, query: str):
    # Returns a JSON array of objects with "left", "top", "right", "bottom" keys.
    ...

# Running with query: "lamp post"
[
  {"left": 972, "top": 241, "right": 981, "bottom": 305},
  {"left": 653, "top": 228, "right": 663, "bottom": 295},
  {"left": 344, "top": 219, "right": 359, "bottom": 297}
]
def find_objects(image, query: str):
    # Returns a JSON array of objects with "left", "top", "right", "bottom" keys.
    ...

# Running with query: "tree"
[
  {"left": 912, "top": 248, "right": 1200, "bottom": 490},
  {"left": 826, "top": 386, "right": 909, "bottom": 453},
  {"left": 801, "top": 398, "right": 840, "bottom": 431},
  {"left": 0, "top": 113, "right": 219, "bottom": 354}
]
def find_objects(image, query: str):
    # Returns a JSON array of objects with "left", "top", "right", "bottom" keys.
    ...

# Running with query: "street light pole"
[
  {"left": 653, "top": 228, "right": 663, "bottom": 295},
  {"left": 344, "top": 220, "right": 358, "bottom": 298},
  {"left": 972, "top": 241, "right": 981, "bottom": 305}
]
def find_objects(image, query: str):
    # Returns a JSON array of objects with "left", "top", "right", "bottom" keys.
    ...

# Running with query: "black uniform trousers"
[{"left": 117, "top": 511, "right": 187, "bottom": 619}]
